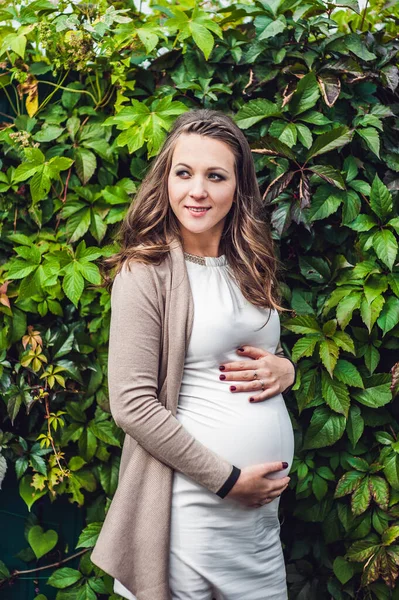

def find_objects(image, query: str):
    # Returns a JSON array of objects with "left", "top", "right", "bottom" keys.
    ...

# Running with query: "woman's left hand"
[{"left": 218, "top": 345, "right": 295, "bottom": 403}]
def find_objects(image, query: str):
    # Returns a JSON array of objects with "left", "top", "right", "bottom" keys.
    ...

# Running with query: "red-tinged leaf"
[
  {"left": 369, "top": 475, "right": 389, "bottom": 510},
  {"left": 299, "top": 173, "right": 311, "bottom": 208},
  {"left": 351, "top": 476, "right": 371, "bottom": 516},
  {"left": 317, "top": 73, "right": 341, "bottom": 107},
  {"left": 263, "top": 170, "right": 295, "bottom": 202},
  {"left": 347, "top": 539, "right": 380, "bottom": 562},
  {"left": 334, "top": 470, "right": 365, "bottom": 498}
]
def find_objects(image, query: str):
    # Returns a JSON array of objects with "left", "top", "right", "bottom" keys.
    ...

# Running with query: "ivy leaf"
[
  {"left": 76, "top": 522, "right": 102, "bottom": 549},
  {"left": 346, "top": 214, "right": 377, "bottom": 232},
  {"left": 319, "top": 340, "right": 340, "bottom": 377},
  {"left": 351, "top": 476, "right": 371, "bottom": 515},
  {"left": 250, "top": 134, "right": 296, "bottom": 160},
  {"left": 47, "top": 567, "right": 82, "bottom": 588},
  {"left": 306, "top": 126, "right": 353, "bottom": 161},
  {"left": 74, "top": 148, "right": 96, "bottom": 185},
  {"left": 336, "top": 292, "right": 362, "bottom": 329},
  {"left": 369, "top": 475, "right": 389, "bottom": 511},
  {"left": 307, "top": 188, "right": 344, "bottom": 221},
  {"left": 28, "top": 525, "right": 58, "bottom": 559},
  {"left": 369, "top": 175, "right": 392, "bottom": 220},
  {"left": 373, "top": 229, "right": 398, "bottom": 271},
  {"left": 303, "top": 407, "right": 346, "bottom": 449},
  {"left": 321, "top": 370, "right": 350, "bottom": 416},
  {"left": 352, "top": 383, "right": 392, "bottom": 409},
  {"left": 383, "top": 453, "right": 399, "bottom": 490},
  {"left": 376, "top": 296, "right": 399, "bottom": 336},
  {"left": 235, "top": 99, "right": 282, "bottom": 129},
  {"left": 291, "top": 335, "right": 320, "bottom": 362},
  {"left": 347, "top": 539, "right": 380, "bottom": 562},
  {"left": 62, "top": 263, "right": 85, "bottom": 308},
  {"left": 307, "top": 165, "right": 346, "bottom": 190},
  {"left": 360, "top": 295, "right": 385, "bottom": 333},
  {"left": 258, "top": 16, "right": 286, "bottom": 41},
  {"left": 318, "top": 73, "right": 341, "bottom": 107},
  {"left": 333, "top": 556, "right": 355, "bottom": 585},
  {"left": 345, "top": 34, "right": 377, "bottom": 61},
  {"left": 289, "top": 72, "right": 320, "bottom": 117},
  {"left": 295, "top": 123, "right": 313, "bottom": 149},
  {"left": 334, "top": 470, "right": 364, "bottom": 497},
  {"left": 334, "top": 359, "right": 364, "bottom": 388},
  {"left": 346, "top": 405, "right": 364, "bottom": 446},
  {"left": 284, "top": 315, "right": 321, "bottom": 335},
  {"left": 356, "top": 128, "right": 380, "bottom": 158}
]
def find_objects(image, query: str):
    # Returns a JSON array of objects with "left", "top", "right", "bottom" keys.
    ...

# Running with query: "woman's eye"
[{"left": 176, "top": 170, "right": 224, "bottom": 181}]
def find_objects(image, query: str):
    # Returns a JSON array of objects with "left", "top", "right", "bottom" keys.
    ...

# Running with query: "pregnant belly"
[{"left": 176, "top": 389, "right": 294, "bottom": 471}]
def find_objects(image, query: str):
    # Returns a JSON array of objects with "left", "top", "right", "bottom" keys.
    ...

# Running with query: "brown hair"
[{"left": 101, "top": 108, "right": 285, "bottom": 311}]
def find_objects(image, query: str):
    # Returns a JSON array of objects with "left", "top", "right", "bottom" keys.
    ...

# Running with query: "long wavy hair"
[{"left": 101, "top": 108, "right": 285, "bottom": 311}]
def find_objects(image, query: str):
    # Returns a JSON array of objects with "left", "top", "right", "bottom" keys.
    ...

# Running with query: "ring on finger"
[
  {"left": 259, "top": 379, "right": 265, "bottom": 391},
  {"left": 253, "top": 371, "right": 258, "bottom": 380}
]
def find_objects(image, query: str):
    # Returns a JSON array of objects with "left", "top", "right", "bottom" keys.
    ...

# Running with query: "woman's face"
[{"left": 167, "top": 133, "right": 237, "bottom": 249}]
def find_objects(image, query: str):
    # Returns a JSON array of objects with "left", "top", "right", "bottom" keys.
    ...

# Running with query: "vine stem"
[
  {"left": 44, "top": 395, "right": 68, "bottom": 477},
  {"left": 10, "top": 548, "right": 89, "bottom": 577},
  {"left": 360, "top": 0, "right": 369, "bottom": 30}
]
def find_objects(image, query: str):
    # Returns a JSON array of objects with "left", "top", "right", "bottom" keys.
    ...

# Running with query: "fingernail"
[
  {"left": 237, "top": 347, "right": 244, "bottom": 351},
  {"left": 249, "top": 397, "right": 255, "bottom": 402},
  {"left": 219, "top": 374, "right": 226, "bottom": 380},
  {"left": 282, "top": 462, "right": 288, "bottom": 469},
  {"left": 219, "top": 365, "right": 225, "bottom": 371},
  {"left": 230, "top": 386, "right": 236, "bottom": 391}
]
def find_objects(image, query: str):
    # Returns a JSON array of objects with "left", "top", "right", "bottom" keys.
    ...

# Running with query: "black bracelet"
[{"left": 216, "top": 465, "right": 241, "bottom": 498}]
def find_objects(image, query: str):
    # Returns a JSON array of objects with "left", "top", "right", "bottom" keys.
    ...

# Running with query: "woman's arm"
[{"left": 108, "top": 261, "right": 238, "bottom": 496}]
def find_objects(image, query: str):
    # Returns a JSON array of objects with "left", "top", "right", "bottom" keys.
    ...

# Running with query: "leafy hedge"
[{"left": 0, "top": 1, "right": 399, "bottom": 599}]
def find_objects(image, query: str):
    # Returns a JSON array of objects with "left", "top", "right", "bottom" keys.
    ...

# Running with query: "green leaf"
[
  {"left": 353, "top": 384, "right": 392, "bottom": 409},
  {"left": 373, "top": 229, "right": 398, "bottom": 271},
  {"left": 306, "top": 126, "right": 353, "bottom": 161},
  {"left": 28, "top": 525, "right": 58, "bottom": 559},
  {"left": 345, "top": 34, "right": 377, "bottom": 61},
  {"left": 307, "top": 188, "right": 343, "bottom": 221},
  {"left": 291, "top": 335, "right": 320, "bottom": 361},
  {"left": 19, "top": 475, "right": 46, "bottom": 511},
  {"left": 190, "top": 22, "right": 215, "bottom": 60},
  {"left": 384, "top": 453, "right": 399, "bottom": 490},
  {"left": 346, "top": 405, "right": 364, "bottom": 446},
  {"left": 333, "top": 556, "right": 355, "bottom": 584},
  {"left": 336, "top": 292, "right": 362, "bottom": 329},
  {"left": 76, "top": 522, "right": 102, "bottom": 549},
  {"left": 334, "top": 470, "right": 364, "bottom": 497},
  {"left": 370, "top": 175, "right": 392, "bottom": 220},
  {"left": 346, "top": 213, "right": 377, "bottom": 232},
  {"left": 303, "top": 407, "right": 346, "bottom": 449},
  {"left": 376, "top": 296, "right": 399, "bottom": 336},
  {"left": 74, "top": 148, "right": 96, "bottom": 185},
  {"left": 284, "top": 315, "right": 321, "bottom": 334},
  {"left": 62, "top": 264, "right": 85, "bottom": 307},
  {"left": 299, "top": 255, "right": 330, "bottom": 282},
  {"left": 312, "top": 473, "right": 328, "bottom": 500},
  {"left": 0, "top": 560, "right": 10, "bottom": 578},
  {"left": 334, "top": 360, "right": 363, "bottom": 388},
  {"left": 360, "top": 295, "right": 385, "bottom": 333},
  {"left": 342, "top": 190, "right": 361, "bottom": 225},
  {"left": 289, "top": 72, "right": 320, "bottom": 117},
  {"left": 258, "top": 17, "right": 285, "bottom": 41},
  {"left": 250, "top": 134, "right": 296, "bottom": 160},
  {"left": 369, "top": 476, "right": 389, "bottom": 511},
  {"left": 351, "top": 476, "right": 371, "bottom": 516},
  {"left": 356, "top": 128, "right": 380, "bottom": 158},
  {"left": 89, "top": 421, "right": 120, "bottom": 447},
  {"left": 387, "top": 217, "right": 399, "bottom": 234},
  {"left": 47, "top": 567, "right": 82, "bottom": 589},
  {"left": 321, "top": 370, "right": 350, "bottom": 417},
  {"left": 347, "top": 539, "right": 380, "bottom": 562},
  {"left": 307, "top": 165, "right": 345, "bottom": 190},
  {"left": 319, "top": 340, "right": 340, "bottom": 377},
  {"left": 295, "top": 123, "right": 313, "bottom": 149},
  {"left": 331, "top": 331, "right": 355, "bottom": 354},
  {"left": 234, "top": 99, "right": 281, "bottom": 129},
  {"left": 33, "top": 126, "right": 64, "bottom": 143}
]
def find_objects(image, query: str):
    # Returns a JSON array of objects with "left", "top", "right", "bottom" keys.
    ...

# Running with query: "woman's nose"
[{"left": 189, "top": 178, "right": 208, "bottom": 198}]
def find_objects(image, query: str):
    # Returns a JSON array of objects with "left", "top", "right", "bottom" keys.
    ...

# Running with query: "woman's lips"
[{"left": 185, "top": 207, "right": 211, "bottom": 217}]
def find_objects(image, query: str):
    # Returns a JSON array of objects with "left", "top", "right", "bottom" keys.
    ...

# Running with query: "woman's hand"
[
  {"left": 219, "top": 345, "right": 295, "bottom": 403},
  {"left": 226, "top": 462, "right": 291, "bottom": 507}
]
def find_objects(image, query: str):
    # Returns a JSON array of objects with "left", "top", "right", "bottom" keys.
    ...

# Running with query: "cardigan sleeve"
[
  {"left": 107, "top": 261, "right": 236, "bottom": 496},
  {"left": 275, "top": 340, "right": 297, "bottom": 394}
]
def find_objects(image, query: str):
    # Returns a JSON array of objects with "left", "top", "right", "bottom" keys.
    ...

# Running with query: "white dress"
[{"left": 114, "top": 254, "right": 295, "bottom": 600}]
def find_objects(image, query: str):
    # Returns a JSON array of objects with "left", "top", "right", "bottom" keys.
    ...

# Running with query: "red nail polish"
[
  {"left": 282, "top": 462, "right": 288, "bottom": 469},
  {"left": 249, "top": 397, "right": 255, "bottom": 402},
  {"left": 238, "top": 347, "right": 244, "bottom": 352},
  {"left": 219, "top": 374, "right": 226, "bottom": 380},
  {"left": 219, "top": 365, "right": 225, "bottom": 371},
  {"left": 230, "top": 386, "right": 236, "bottom": 391}
]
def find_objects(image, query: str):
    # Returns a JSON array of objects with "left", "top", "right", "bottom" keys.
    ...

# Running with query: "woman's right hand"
[{"left": 225, "top": 462, "right": 290, "bottom": 507}]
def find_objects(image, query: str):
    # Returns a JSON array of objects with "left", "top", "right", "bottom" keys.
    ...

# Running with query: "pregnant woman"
[{"left": 92, "top": 109, "right": 296, "bottom": 600}]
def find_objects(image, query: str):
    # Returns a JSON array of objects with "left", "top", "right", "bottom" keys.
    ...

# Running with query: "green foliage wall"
[{"left": 0, "top": 1, "right": 399, "bottom": 598}]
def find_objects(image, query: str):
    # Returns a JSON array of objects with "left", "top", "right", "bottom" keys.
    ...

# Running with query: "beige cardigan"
[{"left": 91, "top": 238, "right": 287, "bottom": 599}]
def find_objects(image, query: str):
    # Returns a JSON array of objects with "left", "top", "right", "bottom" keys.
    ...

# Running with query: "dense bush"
[{"left": 0, "top": 0, "right": 398, "bottom": 598}]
